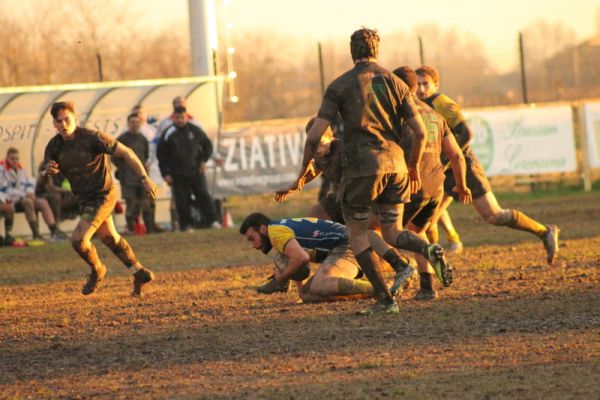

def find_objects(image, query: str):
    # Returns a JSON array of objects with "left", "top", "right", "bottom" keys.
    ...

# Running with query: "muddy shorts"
[
  {"left": 403, "top": 192, "right": 442, "bottom": 229},
  {"left": 338, "top": 173, "right": 411, "bottom": 216},
  {"left": 444, "top": 153, "right": 491, "bottom": 201},
  {"left": 320, "top": 243, "right": 363, "bottom": 279},
  {"left": 319, "top": 192, "right": 345, "bottom": 224},
  {"left": 78, "top": 186, "right": 118, "bottom": 229}
]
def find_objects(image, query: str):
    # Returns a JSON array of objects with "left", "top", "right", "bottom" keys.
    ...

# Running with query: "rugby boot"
[
  {"left": 414, "top": 288, "right": 438, "bottom": 301},
  {"left": 132, "top": 268, "right": 154, "bottom": 297},
  {"left": 82, "top": 264, "right": 107, "bottom": 295},
  {"left": 446, "top": 241, "right": 464, "bottom": 254},
  {"left": 425, "top": 244, "right": 453, "bottom": 287},
  {"left": 257, "top": 275, "right": 290, "bottom": 294},
  {"left": 389, "top": 264, "right": 416, "bottom": 297},
  {"left": 357, "top": 300, "right": 400, "bottom": 315},
  {"left": 542, "top": 225, "right": 560, "bottom": 265}
]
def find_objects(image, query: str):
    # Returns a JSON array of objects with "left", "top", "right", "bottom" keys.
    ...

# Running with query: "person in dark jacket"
[
  {"left": 115, "top": 113, "right": 156, "bottom": 234},
  {"left": 157, "top": 106, "right": 221, "bottom": 231}
]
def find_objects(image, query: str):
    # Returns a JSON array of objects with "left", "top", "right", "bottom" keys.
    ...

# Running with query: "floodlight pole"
[{"left": 189, "top": 0, "right": 217, "bottom": 76}]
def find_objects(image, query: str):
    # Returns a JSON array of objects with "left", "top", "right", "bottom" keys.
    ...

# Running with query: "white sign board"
[
  {"left": 583, "top": 101, "right": 600, "bottom": 168},
  {"left": 464, "top": 105, "right": 576, "bottom": 176}
]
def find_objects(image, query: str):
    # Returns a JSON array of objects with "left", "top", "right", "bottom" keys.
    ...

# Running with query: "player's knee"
[
  {"left": 486, "top": 210, "right": 513, "bottom": 226},
  {"left": 378, "top": 209, "right": 399, "bottom": 225},
  {"left": 343, "top": 208, "right": 370, "bottom": 223},
  {"left": 71, "top": 239, "right": 88, "bottom": 253},
  {"left": 101, "top": 235, "right": 118, "bottom": 250}
]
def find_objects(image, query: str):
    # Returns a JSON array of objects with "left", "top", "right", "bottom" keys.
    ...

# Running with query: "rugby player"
[
  {"left": 415, "top": 65, "right": 560, "bottom": 265},
  {"left": 43, "top": 101, "right": 158, "bottom": 296}
]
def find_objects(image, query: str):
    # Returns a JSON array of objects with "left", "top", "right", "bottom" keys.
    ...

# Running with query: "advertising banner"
[
  {"left": 464, "top": 105, "right": 576, "bottom": 176},
  {"left": 583, "top": 101, "right": 600, "bottom": 168},
  {"left": 212, "top": 122, "right": 307, "bottom": 197}
]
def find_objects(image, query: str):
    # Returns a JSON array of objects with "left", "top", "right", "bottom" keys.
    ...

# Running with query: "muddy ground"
[{"left": 1, "top": 189, "right": 599, "bottom": 399}]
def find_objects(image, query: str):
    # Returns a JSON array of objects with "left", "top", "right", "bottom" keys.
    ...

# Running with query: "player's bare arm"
[
  {"left": 112, "top": 142, "right": 158, "bottom": 199},
  {"left": 274, "top": 161, "right": 321, "bottom": 202},
  {"left": 273, "top": 238, "right": 310, "bottom": 282},
  {"left": 442, "top": 133, "right": 472, "bottom": 204},
  {"left": 406, "top": 114, "right": 427, "bottom": 194},
  {"left": 299, "top": 117, "right": 329, "bottom": 174}
]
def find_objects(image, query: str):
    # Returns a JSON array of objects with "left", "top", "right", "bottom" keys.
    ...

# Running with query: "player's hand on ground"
[
  {"left": 454, "top": 185, "right": 472, "bottom": 204},
  {"left": 408, "top": 167, "right": 421, "bottom": 195},
  {"left": 44, "top": 160, "right": 60, "bottom": 175},
  {"left": 143, "top": 177, "right": 158, "bottom": 199}
]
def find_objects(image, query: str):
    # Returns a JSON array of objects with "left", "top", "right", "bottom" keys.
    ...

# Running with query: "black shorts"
[
  {"left": 78, "top": 186, "right": 118, "bottom": 229},
  {"left": 319, "top": 192, "right": 345, "bottom": 224},
  {"left": 338, "top": 173, "right": 411, "bottom": 215},
  {"left": 444, "top": 153, "right": 491, "bottom": 201},
  {"left": 403, "top": 192, "right": 442, "bottom": 229}
]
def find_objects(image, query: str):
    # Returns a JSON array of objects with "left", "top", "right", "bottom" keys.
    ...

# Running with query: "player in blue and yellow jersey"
[{"left": 240, "top": 213, "right": 375, "bottom": 303}]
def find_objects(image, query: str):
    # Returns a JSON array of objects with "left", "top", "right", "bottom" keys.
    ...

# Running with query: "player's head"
[
  {"left": 415, "top": 65, "right": 440, "bottom": 100},
  {"left": 172, "top": 106, "right": 188, "bottom": 128},
  {"left": 305, "top": 116, "right": 334, "bottom": 157},
  {"left": 5, "top": 147, "right": 19, "bottom": 168},
  {"left": 127, "top": 113, "right": 142, "bottom": 133},
  {"left": 240, "top": 212, "right": 273, "bottom": 254},
  {"left": 51, "top": 101, "right": 77, "bottom": 138},
  {"left": 350, "top": 27, "right": 379, "bottom": 62},
  {"left": 172, "top": 96, "right": 186, "bottom": 109},
  {"left": 392, "top": 66, "right": 418, "bottom": 94}
]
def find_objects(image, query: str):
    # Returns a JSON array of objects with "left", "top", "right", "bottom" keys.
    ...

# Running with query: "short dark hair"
[
  {"left": 50, "top": 101, "right": 75, "bottom": 119},
  {"left": 392, "top": 66, "right": 417, "bottom": 93},
  {"left": 415, "top": 65, "right": 440, "bottom": 86},
  {"left": 6, "top": 147, "right": 18, "bottom": 156},
  {"left": 173, "top": 106, "right": 187, "bottom": 114},
  {"left": 350, "top": 27, "right": 379, "bottom": 61},
  {"left": 127, "top": 113, "right": 140, "bottom": 122},
  {"left": 239, "top": 212, "right": 271, "bottom": 235}
]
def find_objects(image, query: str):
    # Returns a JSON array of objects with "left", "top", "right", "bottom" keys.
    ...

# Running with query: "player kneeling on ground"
[{"left": 240, "top": 213, "right": 374, "bottom": 303}]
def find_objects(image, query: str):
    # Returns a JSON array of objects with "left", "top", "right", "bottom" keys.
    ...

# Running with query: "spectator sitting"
[{"left": 0, "top": 147, "right": 67, "bottom": 241}]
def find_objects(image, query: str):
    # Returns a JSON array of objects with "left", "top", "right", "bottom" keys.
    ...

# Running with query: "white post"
[
  {"left": 576, "top": 102, "right": 592, "bottom": 192},
  {"left": 188, "top": 0, "right": 218, "bottom": 76}
]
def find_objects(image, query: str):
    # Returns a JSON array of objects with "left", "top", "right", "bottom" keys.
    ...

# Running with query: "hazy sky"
[
  {"left": 9, "top": 0, "right": 600, "bottom": 72},
  {"left": 150, "top": 0, "right": 600, "bottom": 71}
]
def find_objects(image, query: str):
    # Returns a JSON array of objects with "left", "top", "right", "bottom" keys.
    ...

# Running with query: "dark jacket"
[
  {"left": 114, "top": 131, "right": 149, "bottom": 187},
  {"left": 157, "top": 122, "right": 213, "bottom": 177}
]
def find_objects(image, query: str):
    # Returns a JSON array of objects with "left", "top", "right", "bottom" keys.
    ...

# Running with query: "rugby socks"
[
  {"left": 72, "top": 240, "right": 102, "bottom": 269},
  {"left": 506, "top": 210, "right": 547, "bottom": 237},
  {"left": 103, "top": 237, "right": 142, "bottom": 273},
  {"left": 382, "top": 249, "right": 411, "bottom": 273},
  {"left": 395, "top": 230, "right": 428, "bottom": 255},
  {"left": 419, "top": 272, "right": 433, "bottom": 291},
  {"left": 446, "top": 230, "right": 461, "bottom": 245},
  {"left": 355, "top": 247, "right": 394, "bottom": 304},
  {"left": 337, "top": 278, "right": 374, "bottom": 295}
]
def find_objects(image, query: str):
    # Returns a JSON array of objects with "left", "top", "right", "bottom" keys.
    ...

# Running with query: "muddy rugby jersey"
[
  {"left": 43, "top": 127, "right": 117, "bottom": 200},
  {"left": 317, "top": 61, "right": 418, "bottom": 178}
]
